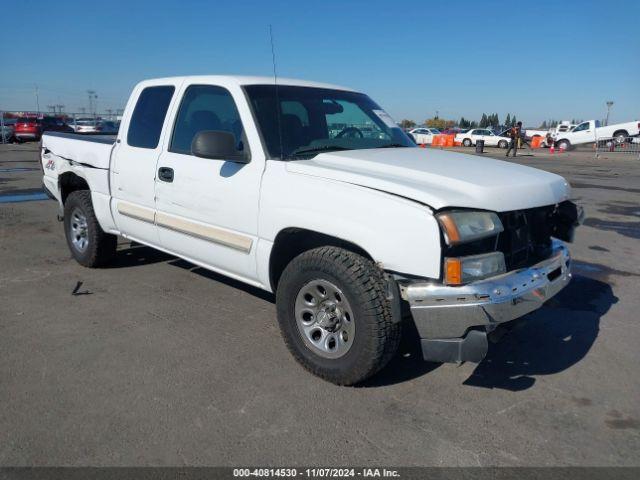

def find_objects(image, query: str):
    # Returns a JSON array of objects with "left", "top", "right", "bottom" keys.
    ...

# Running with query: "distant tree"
[
  {"left": 511, "top": 115, "right": 517, "bottom": 127},
  {"left": 492, "top": 113, "right": 500, "bottom": 128},
  {"left": 459, "top": 117, "right": 471, "bottom": 129},
  {"left": 425, "top": 117, "right": 455, "bottom": 130},
  {"left": 505, "top": 113, "right": 511, "bottom": 127},
  {"left": 469, "top": 121, "right": 478, "bottom": 128},
  {"left": 541, "top": 120, "right": 547, "bottom": 129},
  {"left": 399, "top": 119, "right": 416, "bottom": 129},
  {"left": 479, "top": 113, "right": 488, "bottom": 128},
  {"left": 425, "top": 117, "right": 444, "bottom": 129}
]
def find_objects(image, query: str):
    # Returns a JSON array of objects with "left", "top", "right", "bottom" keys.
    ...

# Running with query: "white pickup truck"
[
  {"left": 553, "top": 119, "right": 640, "bottom": 149},
  {"left": 41, "top": 75, "right": 582, "bottom": 385}
]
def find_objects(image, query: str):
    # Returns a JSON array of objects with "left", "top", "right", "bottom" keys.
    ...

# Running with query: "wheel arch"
[
  {"left": 269, "top": 227, "right": 374, "bottom": 292},
  {"left": 612, "top": 129, "right": 629, "bottom": 138},
  {"left": 58, "top": 171, "right": 90, "bottom": 204}
]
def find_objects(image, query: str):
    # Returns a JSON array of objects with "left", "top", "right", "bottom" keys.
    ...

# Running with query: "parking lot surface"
[{"left": 1, "top": 143, "right": 639, "bottom": 466}]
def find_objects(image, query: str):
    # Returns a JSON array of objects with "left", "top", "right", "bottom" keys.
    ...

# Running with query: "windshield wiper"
[
  {"left": 288, "top": 145, "right": 350, "bottom": 157},
  {"left": 375, "top": 143, "right": 409, "bottom": 148}
]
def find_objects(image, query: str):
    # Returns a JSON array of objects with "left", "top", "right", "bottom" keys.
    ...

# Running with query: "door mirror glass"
[{"left": 191, "top": 130, "right": 250, "bottom": 163}]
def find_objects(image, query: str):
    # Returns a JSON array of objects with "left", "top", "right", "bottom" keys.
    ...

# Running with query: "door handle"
[{"left": 158, "top": 167, "right": 174, "bottom": 183}]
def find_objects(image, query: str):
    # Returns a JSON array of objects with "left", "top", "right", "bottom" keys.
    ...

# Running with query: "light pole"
[
  {"left": 605, "top": 101, "right": 614, "bottom": 126},
  {"left": 87, "top": 90, "right": 98, "bottom": 119}
]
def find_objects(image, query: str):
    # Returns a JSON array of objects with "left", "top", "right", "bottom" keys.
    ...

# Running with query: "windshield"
[{"left": 244, "top": 85, "right": 414, "bottom": 159}]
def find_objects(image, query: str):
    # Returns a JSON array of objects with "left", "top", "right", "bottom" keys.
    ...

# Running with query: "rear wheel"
[
  {"left": 462, "top": 138, "right": 472, "bottom": 147},
  {"left": 64, "top": 190, "right": 116, "bottom": 267},
  {"left": 276, "top": 246, "right": 401, "bottom": 385},
  {"left": 557, "top": 139, "right": 571, "bottom": 150},
  {"left": 613, "top": 130, "right": 628, "bottom": 144}
]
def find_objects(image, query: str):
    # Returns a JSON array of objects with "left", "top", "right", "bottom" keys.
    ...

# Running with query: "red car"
[
  {"left": 14, "top": 116, "right": 73, "bottom": 142},
  {"left": 14, "top": 117, "right": 42, "bottom": 142}
]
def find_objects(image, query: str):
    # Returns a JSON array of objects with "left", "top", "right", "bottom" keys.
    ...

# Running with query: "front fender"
[{"left": 259, "top": 164, "right": 442, "bottom": 280}]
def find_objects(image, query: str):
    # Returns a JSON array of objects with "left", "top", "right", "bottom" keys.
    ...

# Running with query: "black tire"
[
  {"left": 462, "top": 138, "right": 472, "bottom": 147},
  {"left": 63, "top": 190, "right": 116, "bottom": 267},
  {"left": 613, "top": 130, "right": 628, "bottom": 144},
  {"left": 498, "top": 140, "right": 508, "bottom": 149},
  {"left": 276, "top": 246, "right": 401, "bottom": 385},
  {"left": 557, "top": 139, "right": 571, "bottom": 150}
]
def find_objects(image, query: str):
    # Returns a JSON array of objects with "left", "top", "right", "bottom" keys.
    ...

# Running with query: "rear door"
[
  {"left": 154, "top": 81, "right": 263, "bottom": 282},
  {"left": 470, "top": 129, "right": 483, "bottom": 144},
  {"left": 110, "top": 80, "right": 180, "bottom": 245}
]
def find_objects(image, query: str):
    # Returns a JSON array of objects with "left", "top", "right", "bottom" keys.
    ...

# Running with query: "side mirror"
[{"left": 191, "top": 130, "right": 250, "bottom": 163}]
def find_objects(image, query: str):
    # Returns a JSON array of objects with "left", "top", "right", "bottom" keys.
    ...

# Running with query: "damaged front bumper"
[{"left": 399, "top": 239, "right": 572, "bottom": 363}]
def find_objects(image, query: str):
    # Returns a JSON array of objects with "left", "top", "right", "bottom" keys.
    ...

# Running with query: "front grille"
[
  {"left": 443, "top": 205, "right": 557, "bottom": 275},
  {"left": 497, "top": 206, "right": 554, "bottom": 270}
]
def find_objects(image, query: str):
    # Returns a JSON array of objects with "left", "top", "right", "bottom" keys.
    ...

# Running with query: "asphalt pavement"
[{"left": 1, "top": 143, "right": 639, "bottom": 466}]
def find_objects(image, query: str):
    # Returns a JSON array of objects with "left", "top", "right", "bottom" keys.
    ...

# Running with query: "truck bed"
[
  {"left": 44, "top": 131, "right": 117, "bottom": 145},
  {"left": 42, "top": 131, "right": 116, "bottom": 171}
]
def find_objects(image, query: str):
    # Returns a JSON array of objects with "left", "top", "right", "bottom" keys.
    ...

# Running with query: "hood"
[{"left": 285, "top": 147, "right": 570, "bottom": 212}]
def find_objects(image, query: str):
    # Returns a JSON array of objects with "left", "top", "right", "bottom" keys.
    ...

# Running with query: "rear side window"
[{"left": 127, "top": 86, "right": 175, "bottom": 149}]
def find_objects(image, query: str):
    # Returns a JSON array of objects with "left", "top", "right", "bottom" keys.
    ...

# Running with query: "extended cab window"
[
  {"left": 127, "top": 86, "right": 175, "bottom": 149},
  {"left": 170, "top": 85, "right": 245, "bottom": 155}
]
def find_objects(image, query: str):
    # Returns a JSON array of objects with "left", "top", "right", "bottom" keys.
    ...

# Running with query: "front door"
[
  {"left": 154, "top": 83, "right": 263, "bottom": 283},
  {"left": 569, "top": 121, "right": 594, "bottom": 144},
  {"left": 110, "top": 81, "right": 179, "bottom": 245}
]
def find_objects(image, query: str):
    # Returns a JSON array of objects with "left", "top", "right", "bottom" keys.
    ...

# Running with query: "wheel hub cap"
[
  {"left": 70, "top": 208, "right": 89, "bottom": 252},
  {"left": 294, "top": 279, "right": 355, "bottom": 359}
]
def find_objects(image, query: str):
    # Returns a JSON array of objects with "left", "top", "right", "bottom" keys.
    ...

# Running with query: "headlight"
[
  {"left": 445, "top": 252, "right": 506, "bottom": 285},
  {"left": 436, "top": 210, "right": 504, "bottom": 245}
]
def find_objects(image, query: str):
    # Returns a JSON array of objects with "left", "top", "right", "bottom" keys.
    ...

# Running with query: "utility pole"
[
  {"left": 56, "top": 104, "right": 65, "bottom": 115},
  {"left": 47, "top": 105, "right": 56, "bottom": 114},
  {"left": 605, "top": 101, "right": 614, "bottom": 126},
  {"left": 35, "top": 85, "right": 40, "bottom": 114},
  {"left": 105, "top": 108, "right": 113, "bottom": 119},
  {"left": 87, "top": 90, "right": 97, "bottom": 118}
]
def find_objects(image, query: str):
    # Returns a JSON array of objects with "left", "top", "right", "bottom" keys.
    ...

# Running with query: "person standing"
[
  {"left": 506, "top": 123, "right": 520, "bottom": 157},
  {"left": 517, "top": 121, "right": 531, "bottom": 150}
]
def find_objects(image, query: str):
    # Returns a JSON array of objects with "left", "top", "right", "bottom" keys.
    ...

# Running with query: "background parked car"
[
  {"left": 455, "top": 128, "right": 510, "bottom": 148},
  {"left": 409, "top": 127, "right": 440, "bottom": 144},
  {"left": 1, "top": 118, "right": 16, "bottom": 143},
  {"left": 14, "top": 116, "right": 42, "bottom": 142},
  {"left": 68, "top": 118, "right": 100, "bottom": 133},
  {"left": 41, "top": 116, "right": 74, "bottom": 134},
  {"left": 97, "top": 120, "right": 119, "bottom": 134}
]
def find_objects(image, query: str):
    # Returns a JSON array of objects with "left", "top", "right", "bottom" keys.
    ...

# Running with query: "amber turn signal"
[{"left": 445, "top": 258, "right": 462, "bottom": 285}]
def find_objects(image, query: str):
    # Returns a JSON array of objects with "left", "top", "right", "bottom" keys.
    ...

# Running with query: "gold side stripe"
[
  {"left": 117, "top": 202, "right": 252, "bottom": 253},
  {"left": 117, "top": 202, "right": 156, "bottom": 223},
  {"left": 155, "top": 212, "right": 253, "bottom": 253}
]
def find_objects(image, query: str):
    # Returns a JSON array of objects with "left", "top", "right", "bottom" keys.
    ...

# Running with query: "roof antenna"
[{"left": 269, "top": 24, "right": 284, "bottom": 159}]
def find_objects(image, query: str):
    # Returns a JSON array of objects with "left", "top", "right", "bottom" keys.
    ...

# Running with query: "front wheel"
[
  {"left": 64, "top": 190, "right": 117, "bottom": 267},
  {"left": 276, "top": 247, "right": 401, "bottom": 385},
  {"left": 557, "top": 139, "right": 571, "bottom": 150},
  {"left": 498, "top": 140, "right": 508, "bottom": 149}
]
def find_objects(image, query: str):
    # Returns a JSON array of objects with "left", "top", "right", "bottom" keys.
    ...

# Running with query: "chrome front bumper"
[{"left": 400, "top": 240, "right": 572, "bottom": 362}]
